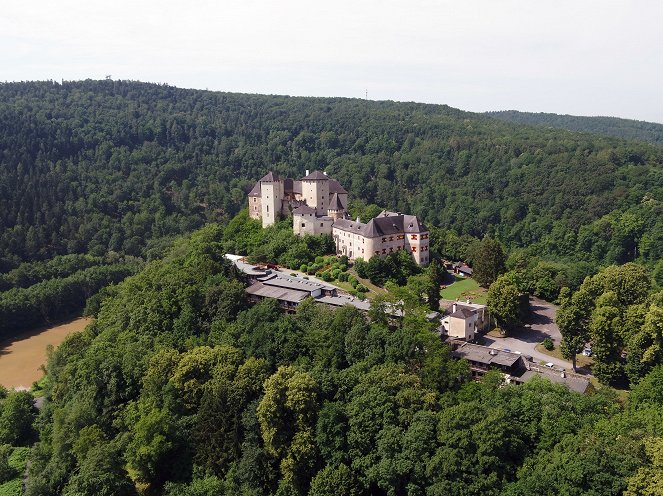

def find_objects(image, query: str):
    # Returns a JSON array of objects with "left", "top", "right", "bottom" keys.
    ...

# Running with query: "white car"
[
  {"left": 544, "top": 362, "right": 554, "bottom": 369},
  {"left": 582, "top": 348, "right": 592, "bottom": 357}
]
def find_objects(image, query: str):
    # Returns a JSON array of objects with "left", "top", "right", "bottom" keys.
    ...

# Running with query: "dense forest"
[
  {"left": 1, "top": 80, "right": 661, "bottom": 277},
  {"left": 1, "top": 80, "right": 663, "bottom": 494},
  {"left": 20, "top": 225, "right": 663, "bottom": 496},
  {"left": 487, "top": 110, "right": 663, "bottom": 145}
]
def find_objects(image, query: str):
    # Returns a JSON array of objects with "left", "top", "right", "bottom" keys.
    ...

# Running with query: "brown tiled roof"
[
  {"left": 259, "top": 171, "right": 279, "bottom": 182},
  {"left": 329, "top": 179, "right": 347, "bottom": 194},
  {"left": 328, "top": 193, "right": 344, "bottom": 210},
  {"left": 302, "top": 170, "right": 328, "bottom": 180},
  {"left": 248, "top": 182, "right": 261, "bottom": 197},
  {"left": 449, "top": 307, "right": 476, "bottom": 319},
  {"left": 293, "top": 205, "right": 316, "bottom": 215}
]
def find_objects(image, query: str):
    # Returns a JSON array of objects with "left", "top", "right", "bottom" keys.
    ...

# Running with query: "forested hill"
[
  {"left": 486, "top": 110, "right": 663, "bottom": 145},
  {"left": 1, "top": 80, "right": 662, "bottom": 273}
]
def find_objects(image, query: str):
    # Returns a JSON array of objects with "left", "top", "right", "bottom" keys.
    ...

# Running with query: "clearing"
[{"left": 440, "top": 275, "right": 487, "bottom": 304}]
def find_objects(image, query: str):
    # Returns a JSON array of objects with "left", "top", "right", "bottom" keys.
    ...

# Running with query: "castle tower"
[
  {"left": 301, "top": 170, "right": 330, "bottom": 216},
  {"left": 327, "top": 193, "right": 346, "bottom": 220},
  {"left": 259, "top": 171, "right": 283, "bottom": 228}
]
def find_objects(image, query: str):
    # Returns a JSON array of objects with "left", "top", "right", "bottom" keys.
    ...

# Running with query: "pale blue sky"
[{"left": 2, "top": 0, "right": 662, "bottom": 123}]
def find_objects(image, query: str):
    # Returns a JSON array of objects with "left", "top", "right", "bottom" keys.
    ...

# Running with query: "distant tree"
[
  {"left": 487, "top": 276, "right": 522, "bottom": 331},
  {"left": 557, "top": 287, "right": 593, "bottom": 372},
  {"left": 0, "top": 391, "right": 37, "bottom": 446},
  {"left": 0, "top": 444, "right": 15, "bottom": 483},
  {"left": 472, "top": 237, "right": 507, "bottom": 287}
]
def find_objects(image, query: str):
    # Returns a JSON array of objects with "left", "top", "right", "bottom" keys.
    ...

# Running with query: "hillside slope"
[
  {"left": 486, "top": 110, "right": 663, "bottom": 145},
  {"left": 1, "top": 80, "right": 661, "bottom": 271}
]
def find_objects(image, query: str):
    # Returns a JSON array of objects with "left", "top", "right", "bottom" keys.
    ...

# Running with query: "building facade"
[
  {"left": 248, "top": 171, "right": 429, "bottom": 265},
  {"left": 332, "top": 211, "right": 430, "bottom": 265}
]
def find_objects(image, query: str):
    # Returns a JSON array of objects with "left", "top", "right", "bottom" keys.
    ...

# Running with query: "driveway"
[{"left": 482, "top": 296, "right": 573, "bottom": 370}]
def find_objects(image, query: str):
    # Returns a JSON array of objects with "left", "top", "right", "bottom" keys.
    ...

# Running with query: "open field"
[
  {"left": 0, "top": 317, "right": 92, "bottom": 389},
  {"left": 440, "top": 276, "right": 487, "bottom": 304}
]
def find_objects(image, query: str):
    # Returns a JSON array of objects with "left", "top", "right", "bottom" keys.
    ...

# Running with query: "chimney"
[
  {"left": 305, "top": 169, "right": 310, "bottom": 176},
  {"left": 452, "top": 303, "right": 457, "bottom": 313},
  {"left": 356, "top": 216, "right": 360, "bottom": 223}
]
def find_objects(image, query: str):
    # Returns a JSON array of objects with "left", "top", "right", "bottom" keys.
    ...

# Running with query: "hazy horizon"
[{"left": 3, "top": 1, "right": 662, "bottom": 124}]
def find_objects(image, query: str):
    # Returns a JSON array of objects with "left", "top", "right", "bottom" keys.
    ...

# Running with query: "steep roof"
[
  {"left": 302, "top": 170, "right": 328, "bottom": 181},
  {"left": 449, "top": 307, "right": 476, "bottom": 319},
  {"left": 259, "top": 171, "right": 279, "bottom": 182},
  {"left": 248, "top": 182, "right": 261, "bottom": 197},
  {"left": 328, "top": 193, "right": 344, "bottom": 210},
  {"left": 293, "top": 205, "right": 316, "bottom": 215},
  {"left": 402, "top": 214, "right": 428, "bottom": 233},
  {"left": 329, "top": 179, "right": 347, "bottom": 194},
  {"left": 332, "top": 218, "right": 366, "bottom": 234}
]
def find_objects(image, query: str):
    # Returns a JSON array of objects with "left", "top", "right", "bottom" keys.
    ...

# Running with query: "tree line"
[{"left": 1, "top": 80, "right": 661, "bottom": 279}]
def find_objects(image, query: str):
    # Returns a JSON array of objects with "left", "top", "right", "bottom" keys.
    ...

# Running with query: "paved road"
[{"left": 482, "top": 296, "right": 574, "bottom": 370}]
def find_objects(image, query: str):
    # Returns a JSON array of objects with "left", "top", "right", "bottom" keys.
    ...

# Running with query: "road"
[{"left": 482, "top": 296, "right": 574, "bottom": 371}]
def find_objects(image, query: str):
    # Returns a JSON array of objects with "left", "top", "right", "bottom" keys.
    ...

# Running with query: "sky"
[{"left": 2, "top": 0, "right": 662, "bottom": 123}]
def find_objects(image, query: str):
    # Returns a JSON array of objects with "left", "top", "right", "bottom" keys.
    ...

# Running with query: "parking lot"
[{"left": 481, "top": 296, "right": 578, "bottom": 371}]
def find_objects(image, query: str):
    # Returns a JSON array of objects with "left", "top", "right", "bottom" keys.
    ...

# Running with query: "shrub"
[
  {"left": 300, "top": 264, "right": 308, "bottom": 273},
  {"left": 355, "top": 284, "right": 368, "bottom": 293},
  {"left": 315, "top": 256, "right": 324, "bottom": 264},
  {"left": 338, "top": 272, "right": 349, "bottom": 282},
  {"left": 542, "top": 337, "right": 554, "bottom": 351}
]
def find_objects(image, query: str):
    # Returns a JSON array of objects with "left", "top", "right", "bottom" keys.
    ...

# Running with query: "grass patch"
[{"left": 440, "top": 277, "right": 487, "bottom": 304}]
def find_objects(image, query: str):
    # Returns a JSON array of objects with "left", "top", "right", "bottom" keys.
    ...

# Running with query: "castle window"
[
  {"left": 320, "top": 223, "right": 323, "bottom": 227},
  {"left": 381, "top": 237, "right": 386, "bottom": 243},
  {"left": 382, "top": 249, "right": 386, "bottom": 254},
  {"left": 389, "top": 236, "right": 394, "bottom": 241},
  {"left": 422, "top": 234, "right": 429, "bottom": 239},
  {"left": 301, "top": 223, "right": 305, "bottom": 227},
  {"left": 412, "top": 246, "right": 417, "bottom": 252},
  {"left": 266, "top": 206, "right": 269, "bottom": 212},
  {"left": 411, "top": 234, "right": 418, "bottom": 240}
]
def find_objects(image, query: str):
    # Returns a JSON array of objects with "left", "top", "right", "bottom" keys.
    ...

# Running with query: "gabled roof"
[
  {"left": 362, "top": 219, "right": 381, "bottom": 237},
  {"left": 449, "top": 307, "right": 476, "bottom": 319},
  {"left": 329, "top": 179, "right": 347, "bottom": 194},
  {"left": 248, "top": 182, "right": 261, "bottom": 197},
  {"left": 293, "top": 205, "right": 316, "bottom": 215},
  {"left": 302, "top": 170, "right": 328, "bottom": 181},
  {"left": 328, "top": 193, "right": 344, "bottom": 210},
  {"left": 332, "top": 218, "right": 366, "bottom": 234},
  {"left": 259, "top": 171, "right": 279, "bottom": 182},
  {"left": 403, "top": 214, "right": 428, "bottom": 233}
]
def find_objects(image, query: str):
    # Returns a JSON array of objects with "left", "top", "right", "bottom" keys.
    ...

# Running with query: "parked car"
[
  {"left": 582, "top": 348, "right": 592, "bottom": 357},
  {"left": 544, "top": 362, "right": 554, "bottom": 369},
  {"left": 503, "top": 348, "right": 511, "bottom": 353}
]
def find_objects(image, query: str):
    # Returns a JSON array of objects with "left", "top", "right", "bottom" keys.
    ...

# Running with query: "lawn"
[{"left": 440, "top": 276, "right": 487, "bottom": 304}]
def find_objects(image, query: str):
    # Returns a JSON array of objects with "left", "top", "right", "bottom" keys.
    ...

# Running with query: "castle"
[{"left": 248, "top": 170, "right": 430, "bottom": 265}]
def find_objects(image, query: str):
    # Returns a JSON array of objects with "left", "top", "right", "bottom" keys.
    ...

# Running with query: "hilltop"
[
  {"left": 486, "top": 110, "right": 663, "bottom": 145},
  {"left": 0, "top": 80, "right": 661, "bottom": 275}
]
